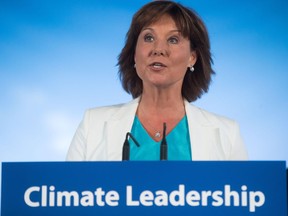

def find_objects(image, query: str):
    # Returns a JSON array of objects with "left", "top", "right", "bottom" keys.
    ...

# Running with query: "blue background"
[{"left": 0, "top": 0, "right": 288, "bottom": 204}]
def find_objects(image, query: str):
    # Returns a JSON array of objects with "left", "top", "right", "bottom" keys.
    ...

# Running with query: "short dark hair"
[{"left": 118, "top": 0, "right": 214, "bottom": 102}]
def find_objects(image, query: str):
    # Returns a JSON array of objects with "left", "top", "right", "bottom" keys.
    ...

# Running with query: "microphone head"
[
  {"left": 163, "top": 122, "right": 167, "bottom": 138},
  {"left": 160, "top": 122, "right": 168, "bottom": 160},
  {"left": 128, "top": 132, "right": 140, "bottom": 147},
  {"left": 122, "top": 133, "right": 130, "bottom": 161}
]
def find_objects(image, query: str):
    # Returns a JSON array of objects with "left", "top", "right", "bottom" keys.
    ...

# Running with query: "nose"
[
  {"left": 150, "top": 40, "right": 169, "bottom": 57},
  {"left": 152, "top": 49, "right": 166, "bottom": 56}
]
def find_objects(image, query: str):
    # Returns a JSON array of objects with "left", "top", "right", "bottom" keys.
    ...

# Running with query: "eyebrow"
[{"left": 142, "top": 27, "right": 181, "bottom": 34}]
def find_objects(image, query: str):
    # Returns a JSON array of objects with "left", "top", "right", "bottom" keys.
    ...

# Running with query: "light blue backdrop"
[{"left": 0, "top": 1, "right": 287, "bottom": 165}]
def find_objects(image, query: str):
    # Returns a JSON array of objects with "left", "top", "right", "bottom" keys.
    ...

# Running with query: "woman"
[{"left": 66, "top": 1, "right": 248, "bottom": 161}]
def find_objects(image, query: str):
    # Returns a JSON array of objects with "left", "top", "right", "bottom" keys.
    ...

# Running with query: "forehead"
[
  {"left": 141, "top": 14, "right": 187, "bottom": 36},
  {"left": 145, "top": 15, "right": 177, "bottom": 28}
]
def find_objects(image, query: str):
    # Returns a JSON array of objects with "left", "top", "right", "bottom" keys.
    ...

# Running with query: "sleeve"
[
  {"left": 66, "top": 111, "right": 89, "bottom": 161},
  {"left": 229, "top": 121, "right": 249, "bottom": 160}
]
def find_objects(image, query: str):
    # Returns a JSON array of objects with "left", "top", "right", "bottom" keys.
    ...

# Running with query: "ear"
[{"left": 188, "top": 51, "right": 197, "bottom": 66}]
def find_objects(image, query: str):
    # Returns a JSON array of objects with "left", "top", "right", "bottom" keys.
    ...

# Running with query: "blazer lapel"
[
  {"left": 185, "top": 101, "right": 225, "bottom": 160},
  {"left": 105, "top": 98, "right": 139, "bottom": 160}
]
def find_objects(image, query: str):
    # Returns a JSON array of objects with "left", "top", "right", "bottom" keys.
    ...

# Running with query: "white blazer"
[{"left": 66, "top": 98, "right": 248, "bottom": 161}]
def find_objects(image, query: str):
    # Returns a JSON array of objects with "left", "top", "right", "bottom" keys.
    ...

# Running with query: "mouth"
[{"left": 149, "top": 62, "right": 167, "bottom": 69}]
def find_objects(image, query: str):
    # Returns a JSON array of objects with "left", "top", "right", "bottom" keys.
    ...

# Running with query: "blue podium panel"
[{"left": 1, "top": 161, "right": 287, "bottom": 216}]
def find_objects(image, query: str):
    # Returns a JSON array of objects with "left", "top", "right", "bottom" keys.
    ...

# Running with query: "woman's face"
[{"left": 134, "top": 15, "right": 197, "bottom": 91}]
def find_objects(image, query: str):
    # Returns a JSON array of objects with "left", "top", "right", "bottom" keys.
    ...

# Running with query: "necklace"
[
  {"left": 138, "top": 106, "right": 163, "bottom": 138},
  {"left": 137, "top": 100, "right": 186, "bottom": 139}
]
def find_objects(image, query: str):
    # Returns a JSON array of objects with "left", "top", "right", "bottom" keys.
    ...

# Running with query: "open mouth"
[{"left": 150, "top": 62, "right": 167, "bottom": 69}]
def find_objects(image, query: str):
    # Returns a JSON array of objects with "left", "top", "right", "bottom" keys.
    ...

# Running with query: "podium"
[{"left": 1, "top": 161, "right": 287, "bottom": 215}]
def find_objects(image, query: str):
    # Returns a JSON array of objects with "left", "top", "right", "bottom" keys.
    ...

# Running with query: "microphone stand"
[
  {"left": 160, "top": 122, "right": 167, "bottom": 160},
  {"left": 122, "top": 132, "right": 140, "bottom": 161}
]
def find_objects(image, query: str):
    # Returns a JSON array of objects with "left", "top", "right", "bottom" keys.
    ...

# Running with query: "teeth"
[
  {"left": 153, "top": 64, "right": 162, "bottom": 68},
  {"left": 152, "top": 63, "right": 164, "bottom": 67}
]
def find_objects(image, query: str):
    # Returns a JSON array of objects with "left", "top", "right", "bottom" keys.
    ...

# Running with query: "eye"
[
  {"left": 168, "top": 36, "right": 179, "bottom": 44},
  {"left": 144, "top": 34, "right": 154, "bottom": 42}
]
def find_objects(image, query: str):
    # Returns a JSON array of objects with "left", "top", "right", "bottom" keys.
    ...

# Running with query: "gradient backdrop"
[{"left": 1, "top": 0, "right": 287, "bottom": 170}]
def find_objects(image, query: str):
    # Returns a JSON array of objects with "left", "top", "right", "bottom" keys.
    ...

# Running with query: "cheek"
[
  {"left": 173, "top": 52, "right": 191, "bottom": 67},
  {"left": 134, "top": 44, "right": 144, "bottom": 79},
  {"left": 134, "top": 41, "right": 144, "bottom": 63},
  {"left": 170, "top": 44, "right": 191, "bottom": 62},
  {"left": 134, "top": 40, "right": 152, "bottom": 63}
]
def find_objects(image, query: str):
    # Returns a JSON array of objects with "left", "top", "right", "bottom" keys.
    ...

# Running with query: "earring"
[
  {"left": 189, "top": 65, "right": 194, "bottom": 72},
  {"left": 134, "top": 63, "right": 136, "bottom": 68}
]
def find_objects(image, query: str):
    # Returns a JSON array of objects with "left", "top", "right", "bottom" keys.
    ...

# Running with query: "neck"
[
  {"left": 138, "top": 92, "right": 186, "bottom": 124},
  {"left": 140, "top": 90, "right": 184, "bottom": 111}
]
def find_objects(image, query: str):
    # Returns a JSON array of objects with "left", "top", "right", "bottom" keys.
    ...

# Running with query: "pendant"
[{"left": 155, "top": 132, "right": 161, "bottom": 138}]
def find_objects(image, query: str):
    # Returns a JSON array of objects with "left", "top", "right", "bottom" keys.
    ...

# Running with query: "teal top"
[{"left": 129, "top": 115, "right": 191, "bottom": 160}]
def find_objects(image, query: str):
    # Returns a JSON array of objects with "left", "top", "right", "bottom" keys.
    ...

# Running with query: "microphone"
[
  {"left": 122, "top": 132, "right": 140, "bottom": 161},
  {"left": 160, "top": 122, "right": 167, "bottom": 160}
]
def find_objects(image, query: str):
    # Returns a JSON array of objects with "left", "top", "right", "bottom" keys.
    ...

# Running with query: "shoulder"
[
  {"left": 185, "top": 102, "right": 241, "bottom": 141},
  {"left": 185, "top": 102, "right": 248, "bottom": 160},
  {"left": 186, "top": 102, "right": 237, "bottom": 127},
  {"left": 83, "top": 98, "right": 139, "bottom": 122}
]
